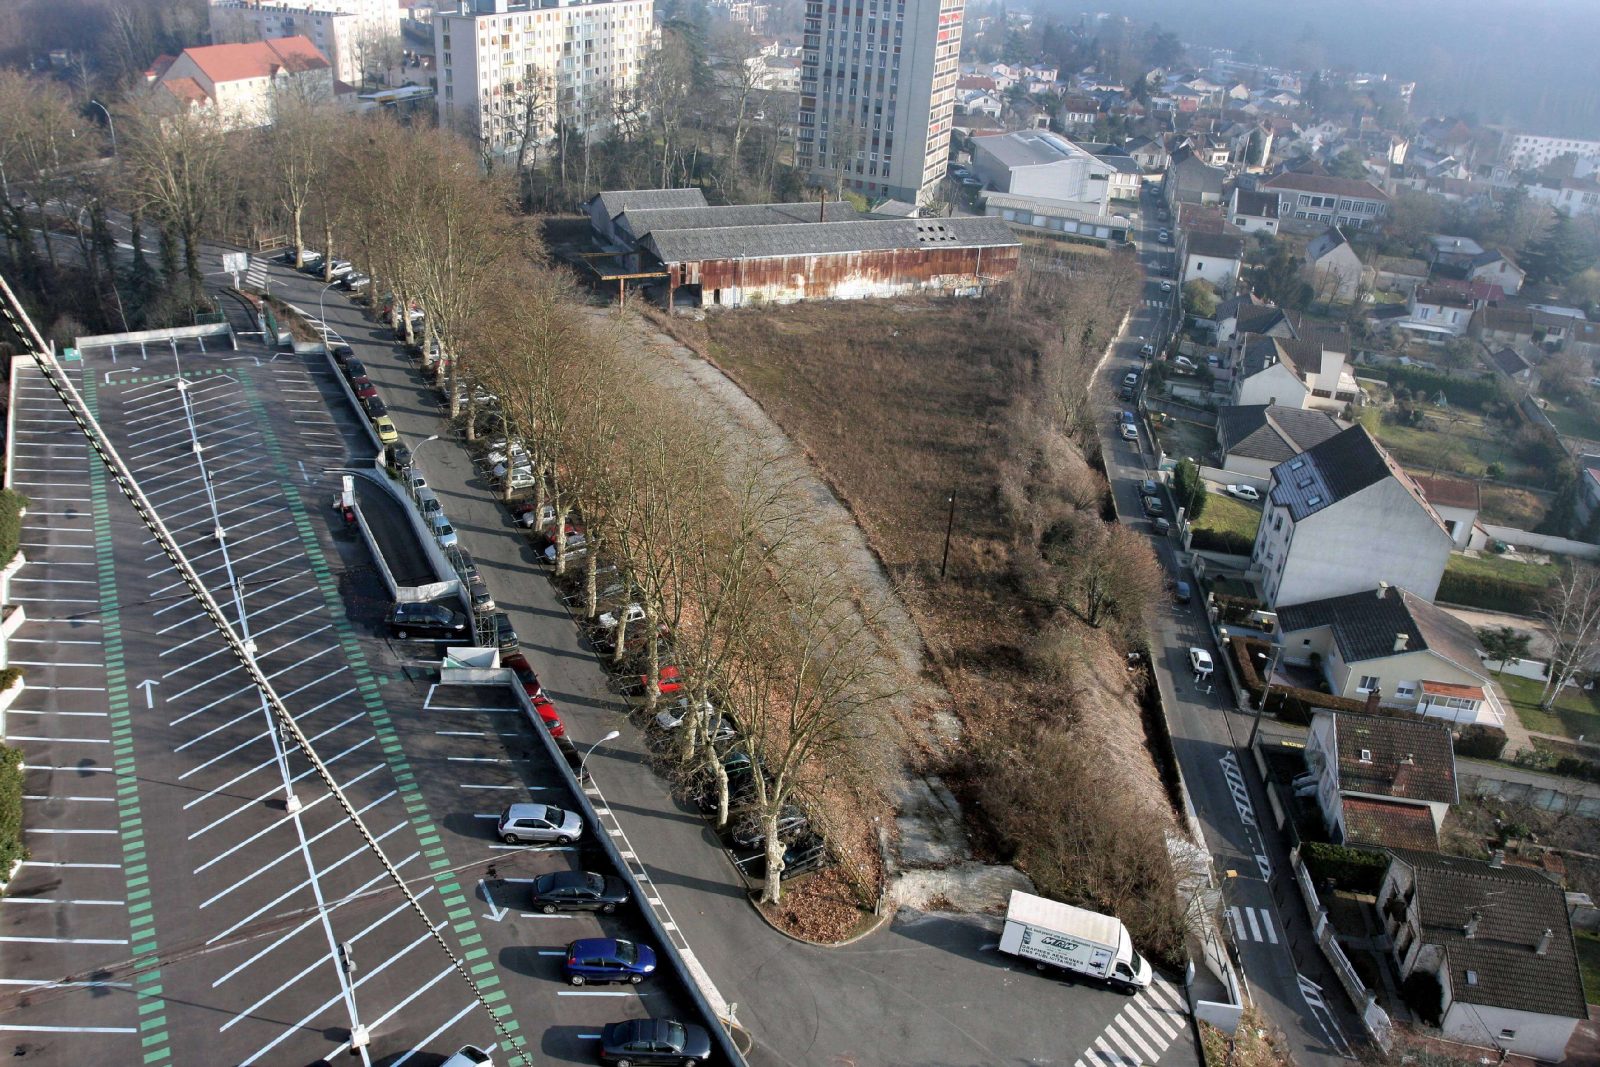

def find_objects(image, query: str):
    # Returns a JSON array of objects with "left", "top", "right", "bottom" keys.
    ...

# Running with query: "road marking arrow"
[
  {"left": 479, "top": 878, "right": 508, "bottom": 922},
  {"left": 136, "top": 679, "right": 159, "bottom": 708}
]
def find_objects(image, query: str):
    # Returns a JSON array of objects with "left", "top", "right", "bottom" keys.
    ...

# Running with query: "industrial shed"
[{"left": 641, "top": 216, "right": 1022, "bottom": 308}]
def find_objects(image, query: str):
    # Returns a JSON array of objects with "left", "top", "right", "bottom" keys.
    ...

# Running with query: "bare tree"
[
  {"left": 1536, "top": 564, "right": 1600, "bottom": 707},
  {"left": 263, "top": 84, "right": 341, "bottom": 266}
]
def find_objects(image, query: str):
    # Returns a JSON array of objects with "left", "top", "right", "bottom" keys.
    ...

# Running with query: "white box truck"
[{"left": 998, "top": 890, "right": 1152, "bottom": 992}]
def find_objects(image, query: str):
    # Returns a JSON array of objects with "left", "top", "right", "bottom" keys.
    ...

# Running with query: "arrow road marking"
[
  {"left": 136, "top": 679, "right": 159, "bottom": 708},
  {"left": 479, "top": 878, "right": 507, "bottom": 923}
]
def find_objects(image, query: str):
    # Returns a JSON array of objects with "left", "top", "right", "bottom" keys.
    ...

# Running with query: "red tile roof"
[
  {"left": 1342, "top": 796, "right": 1438, "bottom": 850},
  {"left": 179, "top": 36, "right": 329, "bottom": 86},
  {"left": 1420, "top": 679, "right": 1485, "bottom": 700},
  {"left": 1261, "top": 171, "right": 1392, "bottom": 202},
  {"left": 1411, "top": 474, "right": 1481, "bottom": 512},
  {"left": 162, "top": 76, "right": 210, "bottom": 106}
]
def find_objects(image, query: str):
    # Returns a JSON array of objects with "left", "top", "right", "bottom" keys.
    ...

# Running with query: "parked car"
[
  {"left": 653, "top": 699, "right": 735, "bottom": 744},
  {"left": 1141, "top": 495, "right": 1163, "bottom": 516},
  {"left": 1140, "top": 478, "right": 1160, "bottom": 496},
  {"left": 373, "top": 416, "right": 398, "bottom": 444},
  {"left": 496, "top": 802, "right": 582, "bottom": 845},
  {"left": 490, "top": 611, "right": 518, "bottom": 653},
  {"left": 430, "top": 513, "right": 458, "bottom": 548},
  {"left": 1122, "top": 370, "right": 1140, "bottom": 386},
  {"left": 339, "top": 272, "right": 370, "bottom": 292},
  {"left": 1120, "top": 424, "right": 1138, "bottom": 441},
  {"left": 543, "top": 533, "right": 588, "bottom": 563},
  {"left": 1158, "top": 230, "right": 1171, "bottom": 243},
  {"left": 528, "top": 870, "right": 630, "bottom": 914},
  {"left": 599, "top": 602, "right": 645, "bottom": 630},
  {"left": 564, "top": 938, "right": 657, "bottom": 986},
  {"left": 1120, "top": 410, "right": 1137, "bottom": 425},
  {"left": 415, "top": 487, "right": 442, "bottom": 516},
  {"left": 1173, "top": 580, "right": 1192, "bottom": 604},
  {"left": 440, "top": 1047, "right": 492, "bottom": 1067},
  {"left": 1206, "top": 353, "right": 1221, "bottom": 367},
  {"left": 325, "top": 259, "right": 354, "bottom": 278},
  {"left": 598, "top": 1019, "right": 711, "bottom": 1066},
  {"left": 387, "top": 443, "right": 412, "bottom": 473},
  {"left": 353, "top": 378, "right": 379, "bottom": 401},
  {"left": 1118, "top": 385, "right": 1135, "bottom": 401},
  {"left": 1172, "top": 355, "right": 1198, "bottom": 372},
  {"left": 731, "top": 806, "right": 810, "bottom": 850},
  {"left": 1139, "top": 344, "right": 1155, "bottom": 358},
  {"left": 329, "top": 342, "right": 354, "bottom": 364},
  {"left": 1226, "top": 484, "right": 1260, "bottom": 502},
  {"left": 387, "top": 602, "right": 466, "bottom": 640},
  {"left": 1189, "top": 648, "right": 1214, "bottom": 677},
  {"left": 1160, "top": 281, "right": 1173, "bottom": 293},
  {"left": 364, "top": 395, "right": 388, "bottom": 418},
  {"left": 1152, "top": 517, "right": 1172, "bottom": 536},
  {"left": 343, "top": 358, "right": 367, "bottom": 380},
  {"left": 532, "top": 694, "right": 565, "bottom": 738},
  {"left": 467, "top": 573, "right": 495, "bottom": 613},
  {"left": 502, "top": 652, "right": 540, "bottom": 697}
]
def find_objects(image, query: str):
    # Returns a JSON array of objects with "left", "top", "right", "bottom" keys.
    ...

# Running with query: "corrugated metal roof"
[
  {"left": 593, "top": 188, "right": 707, "bottom": 221},
  {"left": 644, "top": 216, "right": 1020, "bottom": 263},
  {"left": 620, "top": 201, "right": 859, "bottom": 240},
  {"left": 975, "top": 130, "right": 1100, "bottom": 169}
]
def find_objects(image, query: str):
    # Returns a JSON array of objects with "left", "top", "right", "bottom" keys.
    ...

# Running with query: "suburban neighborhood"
[{"left": 0, "top": 0, "right": 1598, "bottom": 1066}]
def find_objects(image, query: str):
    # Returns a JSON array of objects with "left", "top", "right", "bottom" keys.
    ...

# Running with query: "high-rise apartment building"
[
  {"left": 796, "top": 0, "right": 963, "bottom": 205},
  {"left": 433, "top": 0, "right": 655, "bottom": 164},
  {"left": 209, "top": 0, "right": 401, "bottom": 88}
]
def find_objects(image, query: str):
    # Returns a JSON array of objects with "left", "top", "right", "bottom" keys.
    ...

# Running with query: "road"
[
  {"left": 248, "top": 246, "right": 1206, "bottom": 1067},
  {"left": 1098, "top": 183, "right": 1362, "bottom": 1067}
]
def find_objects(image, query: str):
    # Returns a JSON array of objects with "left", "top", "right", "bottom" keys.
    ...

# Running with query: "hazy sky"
[{"left": 1033, "top": 0, "right": 1600, "bottom": 137}]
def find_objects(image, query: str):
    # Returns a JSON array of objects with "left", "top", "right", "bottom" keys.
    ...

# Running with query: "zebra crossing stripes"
[
  {"left": 1218, "top": 751, "right": 1256, "bottom": 827},
  {"left": 1072, "top": 975, "right": 1189, "bottom": 1067},
  {"left": 244, "top": 257, "right": 268, "bottom": 291},
  {"left": 1226, "top": 905, "right": 1279, "bottom": 944},
  {"left": 1297, "top": 974, "right": 1326, "bottom": 1009}
]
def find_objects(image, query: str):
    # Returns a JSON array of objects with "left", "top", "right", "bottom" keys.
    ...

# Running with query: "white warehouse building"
[{"left": 970, "top": 131, "right": 1111, "bottom": 212}]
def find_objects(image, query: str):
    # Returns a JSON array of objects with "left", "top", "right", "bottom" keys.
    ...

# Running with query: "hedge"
[
  {"left": 0, "top": 490, "right": 28, "bottom": 570},
  {"left": 1436, "top": 569, "right": 1543, "bottom": 615},
  {"left": 0, "top": 744, "right": 25, "bottom": 880},
  {"left": 1369, "top": 365, "right": 1501, "bottom": 410},
  {"left": 1302, "top": 840, "right": 1389, "bottom": 893},
  {"left": 1192, "top": 528, "right": 1254, "bottom": 555},
  {"left": 1228, "top": 637, "right": 1370, "bottom": 725},
  {"left": 1453, "top": 724, "right": 1508, "bottom": 761}
]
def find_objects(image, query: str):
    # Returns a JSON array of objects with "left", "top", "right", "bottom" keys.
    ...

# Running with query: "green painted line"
[{"left": 82, "top": 375, "right": 171, "bottom": 1065}]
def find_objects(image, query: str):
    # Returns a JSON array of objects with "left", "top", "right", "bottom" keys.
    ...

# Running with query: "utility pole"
[
  {"left": 1247, "top": 644, "right": 1283, "bottom": 749},
  {"left": 939, "top": 491, "right": 956, "bottom": 580}
]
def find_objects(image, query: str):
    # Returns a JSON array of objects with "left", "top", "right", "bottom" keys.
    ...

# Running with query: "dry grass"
[{"left": 666, "top": 270, "right": 1187, "bottom": 957}]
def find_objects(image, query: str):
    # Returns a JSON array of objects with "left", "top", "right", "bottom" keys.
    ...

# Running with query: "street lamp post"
[
  {"left": 579, "top": 730, "right": 621, "bottom": 782},
  {"left": 318, "top": 280, "right": 338, "bottom": 338},
  {"left": 408, "top": 432, "right": 440, "bottom": 474},
  {"left": 1247, "top": 645, "right": 1283, "bottom": 749},
  {"left": 88, "top": 99, "right": 115, "bottom": 157}
]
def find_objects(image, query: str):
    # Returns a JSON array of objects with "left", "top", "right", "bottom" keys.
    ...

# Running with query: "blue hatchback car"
[{"left": 564, "top": 937, "right": 657, "bottom": 986}]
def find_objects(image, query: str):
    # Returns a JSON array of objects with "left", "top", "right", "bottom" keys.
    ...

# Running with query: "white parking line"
[
  {"left": 22, "top": 764, "right": 114, "bottom": 773},
  {"left": 185, "top": 735, "right": 374, "bottom": 812},
  {"left": 1, "top": 897, "right": 123, "bottom": 906},
  {"left": 0, "top": 935, "right": 128, "bottom": 944},
  {"left": 25, "top": 827, "right": 116, "bottom": 835},
  {"left": 19, "top": 860, "right": 119, "bottom": 869},
  {"left": 188, "top": 740, "right": 370, "bottom": 841},
  {"left": 0, "top": 1025, "right": 136, "bottom": 1033},
  {"left": 9, "top": 736, "right": 109, "bottom": 745},
  {"left": 181, "top": 704, "right": 362, "bottom": 781},
  {"left": 389, "top": 1001, "right": 485, "bottom": 1067},
  {"left": 9, "top": 710, "right": 108, "bottom": 718},
  {"left": 198, "top": 782, "right": 392, "bottom": 888}
]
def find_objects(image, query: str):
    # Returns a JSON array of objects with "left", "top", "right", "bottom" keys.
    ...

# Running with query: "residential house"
[
  {"left": 980, "top": 192, "right": 1132, "bottom": 248},
  {"left": 1369, "top": 256, "right": 1430, "bottom": 297},
  {"left": 1057, "top": 95, "right": 1100, "bottom": 128},
  {"left": 1125, "top": 136, "right": 1169, "bottom": 171},
  {"left": 1526, "top": 176, "right": 1600, "bottom": 217},
  {"left": 1216, "top": 404, "right": 1344, "bottom": 480},
  {"left": 151, "top": 36, "right": 334, "bottom": 130},
  {"left": 1411, "top": 474, "right": 1481, "bottom": 550},
  {"left": 208, "top": 0, "right": 399, "bottom": 89},
  {"left": 1405, "top": 285, "right": 1476, "bottom": 339},
  {"left": 1471, "top": 305, "right": 1577, "bottom": 352},
  {"left": 1578, "top": 455, "right": 1600, "bottom": 530},
  {"left": 1232, "top": 329, "right": 1359, "bottom": 413},
  {"left": 1252, "top": 426, "right": 1454, "bottom": 607},
  {"left": 1426, "top": 234, "right": 1483, "bottom": 262},
  {"left": 1091, "top": 151, "right": 1143, "bottom": 201},
  {"left": 1304, "top": 710, "right": 1458, "bottom": 850},
  {"left": 1376, "top": 851, "right": 1587, "bottom": 1062},
  {"left": 1487, "top": 346, "right": 1535, "bottom": 386},
  {"left": 1305, "top": 227, "right": 1364, "bottom": 303},
  {"left": 1228, "top": 187, "right": 1280, "bottom": 234},
  {"left": 958, "top": 91, "right": 1003, "bottom": 118},
  {"left": 1260, "top": 171, "right": 1392, "bottom": 232},
  {"left": 1164, "top": 147, "right": 1226, "bottom": 206},
  {"left": 1433, "top": 247, "right": 1526, "bottom": 296},
  {"left": 1280, "top": 584, "right": 1503, "bottom": 727},
  {"left": 1181, "top": 230, "right": 1245, "bottom": 293},
  {"left": 1215, "top": 299, "right": 1298, "bottom": 348},
  {"left": 970, "top": 131, "right": 1111, "bottom": 210}
]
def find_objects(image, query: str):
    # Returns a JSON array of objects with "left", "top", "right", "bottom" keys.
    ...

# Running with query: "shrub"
[
  {"left": 1302, "top": 841, "right": 1388, "bottom": 892},
  {"left": 1436, "top": 570, "right": 1543, "bottom": 614},
  {"left": 1370, "top": 365, "right": 1500, "bottom": 410},
  {"left": 0, "top": 490, "right": 29, "bottom": 569},
  {"left": 0, "top": 744, "right": 25, "bottom": 879},
  {"left": 1191, "top": 528, "right": 1253, "bottom": 555},
  {"left": 1453, "top": 724, "right": 1508, "bottom": 761}
]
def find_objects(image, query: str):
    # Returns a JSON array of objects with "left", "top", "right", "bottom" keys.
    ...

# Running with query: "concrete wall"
[
  {"left": 1478, "top": 524, "right": 1600, "bottom": 561},
  {"left": 1440, "top": 1001, "right": 1578, "bottom": 1063}
]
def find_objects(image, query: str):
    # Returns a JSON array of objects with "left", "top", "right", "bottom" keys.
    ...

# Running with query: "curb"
[{"left": 745, "top": 883, "right": 899, "bottom": 947}]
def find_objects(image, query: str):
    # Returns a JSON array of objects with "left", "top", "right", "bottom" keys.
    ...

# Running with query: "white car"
[
  {"left": 1226, "top": 484, "right": 1261, "bottom": 502},
  {"left": 1189, "top": 648, "right": 1214, "bottom": 677},
  {"left": 1120, "top": 424, "right": 1138, "bottom": 441},
  {"left": 599, "top": 602, "right": 645, "bottom": 630},
  {"left": 1160, "top": 281, "right": 1173, "bottom": 293},
  {"left": 441, "top": 1047, "right": 492, "bottom": 1067}
]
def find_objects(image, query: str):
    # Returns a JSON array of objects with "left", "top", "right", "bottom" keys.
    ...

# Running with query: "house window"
[
  {"left": 1359, "top": 748, "right": 1373, "bottom": 762},
  {"left": 1395, "top": 682, "right": 1417, "bottom": 699},
  {"left": 1499, "top": 1030, "right": 1517, "bottom": 1041},
  {"left": 1357, "top": 676, "right": 1380, "bottom": 693}
]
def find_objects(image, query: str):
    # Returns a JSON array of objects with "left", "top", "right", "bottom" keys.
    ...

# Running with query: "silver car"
[{"left": 497, "top": 803, "right": 583, "bottom": 845}]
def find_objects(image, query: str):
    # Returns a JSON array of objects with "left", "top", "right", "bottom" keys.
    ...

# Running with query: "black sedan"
[
  {"left": 529, "top": 870, "right": 630, "bottom": 914},
  {"left": 599, "top": 1018, "right": 711, "bottom": 1065}
]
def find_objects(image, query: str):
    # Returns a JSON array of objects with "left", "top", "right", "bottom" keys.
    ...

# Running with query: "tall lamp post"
[
  {"left": 317, "top": 280, "right": 339, "bottom": 337},
  {"left": 1247, "top": 644, "right": 1283, "bottom": 749},
  {"left": 579, "top": 730, "right": 620, "bottom": 782}
]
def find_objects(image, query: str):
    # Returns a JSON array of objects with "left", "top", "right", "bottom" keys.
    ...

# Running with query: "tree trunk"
[
  {"left": 292, "top": 206, "right": 304, "bottom": 263},
  {"left": 761, "top": 814, "right": 786, "bottom": 904},
  {"left": 611, "top": 612, "right": 629, "bottom": 664},
  {"left": 583, "top": 549, "right": 599, "bottom": 618},
  {"left": 36, "top": 201, "right": 57, "bottom": 271},
  {"left": 644, "top": 624, "right": 661, "bottom": 711},
  {"left": 710, "top": 750, "right": 731, "bottom": 828}
]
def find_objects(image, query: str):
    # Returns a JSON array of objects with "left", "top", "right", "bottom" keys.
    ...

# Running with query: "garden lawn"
[
  {"left": 1497, "top": 672, "right": 1600, "bottom": 741},
  {"left": 1443, "top": 550, "right": 1561, "bottom": 588},
  {"left": 1195, "top": 491, "right": 1262, "bottom": 542},
  {"left": 1358, "top": 407, "right": 1545, "bottom": 486},
  {"left": 1541, "top": 400, "right": 1600, "bottom": 443},
  {"left": 1578, "top": 931, "right": 1600, "bottom": 1005}
]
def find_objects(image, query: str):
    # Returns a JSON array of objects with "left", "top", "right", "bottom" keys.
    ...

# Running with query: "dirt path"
[{"left": 600, "top": 305, "right": 1024, "bottom": 905}]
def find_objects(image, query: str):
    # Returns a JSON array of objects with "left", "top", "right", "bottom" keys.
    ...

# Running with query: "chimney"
[
  {"left": 1364, "top": 686, "right": 1382, "bottom": 714},
  {"left": 1377, "top": 581, "right": 1390, "bottom": 599},
  {"left": 1393, "top": 632, "right": 1409, "bottom": 653},
  {"left": 1464, "top": 910, "right": 1481, "bottom": 938},
  {"left": 1536, "top": 928, "right": 1553, "bottom": 956},
  {"left": 1490, "top": 849, "right": 1504, "bottom": 868}
]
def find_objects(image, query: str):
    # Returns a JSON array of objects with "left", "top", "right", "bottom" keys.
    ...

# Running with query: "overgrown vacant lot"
[{"left": 661, "top": 264, "right": 1195, "bottom": 960}]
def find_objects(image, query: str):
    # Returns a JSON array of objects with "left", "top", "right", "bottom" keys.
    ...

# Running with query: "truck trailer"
[{"left": 998, "top": 890, "right": 1152, "bottom": 992}]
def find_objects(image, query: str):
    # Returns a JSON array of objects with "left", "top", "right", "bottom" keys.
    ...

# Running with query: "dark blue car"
[{"left": 564, "top": 937, "right": 657, "bottom": 986}]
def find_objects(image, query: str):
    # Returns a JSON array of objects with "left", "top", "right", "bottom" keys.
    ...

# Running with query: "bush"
[
  {"left": 0, "top": 490, "right": 29, "bottom": 569},
  {"left": 1370, "top": 365, "right": 1501, "bottom": 410},
  {"left": 1453, "top": 724, "right": 1508, "bottom": 760},
  {"left": 1191, "top": 528, "right": 1254, "bottom": 555},
  {"left": 1436, "top": 569, "right": 1543, "bottom": 614},
  {"left": 1302, "top": 841, "right": 1388, "bottom": 893},
  {"left": 0, "top": 744, "right": 25, "bottom": 879}
]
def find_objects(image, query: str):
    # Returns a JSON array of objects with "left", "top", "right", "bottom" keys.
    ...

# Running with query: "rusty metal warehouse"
[{"left": 582, "top": 189, "right": 1022, "bottom": 308}]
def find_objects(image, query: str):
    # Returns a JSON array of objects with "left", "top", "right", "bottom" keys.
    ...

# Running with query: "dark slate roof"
[
  {"left": 643, "top": 216, "right": 1020, "bottom": 263},
  {"left": 1328, "top": 711, "right": 1458, "bottom": 805},
  {"left": 593, "top": 188, "right": 708, "bottom": 220},
  {"left": 1267, "top": 425, "right": 1436, "bottom": 523},
  {"left": 1390, "top": 850, "right": 1587, "bottom": 1020},
  {"left": 1185, "top": 231, "right": 1245, "bottom": 259},
  {"left": 1489, "top": 347, "right": 1530, "bottom": 376},
  {"left": 619, "top": 201, "right": 860, "bottom": 240},
  {"left": 1218, "top": 404, "right": 1344, "bottom": 464},
  {"left": 1341, "top": 796, "right": 1439, "bottom": 850},
  {"left": 1261, "top": 171, "right": 1391, "bottom": 202},
  {"left": 1229, "top": 304, "right": 1298, "bottom": 338},
  {"left": 1232, "top": 188, "right": 1279, "bottom": 218},
  {"left": 1277, "top": 584, "right": 1483, "bottom": 675}
]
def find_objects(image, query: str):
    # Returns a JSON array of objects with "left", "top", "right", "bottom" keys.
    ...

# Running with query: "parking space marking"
[
  {"left": 0, "top": 934, "right": 130, "bottom": 944},
  {"left": 0, "top": 1024, "right": 138, "bottom": 1034},
  {"left": 1, "top": 896, "right": 123, "bottom": 906},
  {"left": 189, "top": 749, "right": 376, "bottom": 842}
]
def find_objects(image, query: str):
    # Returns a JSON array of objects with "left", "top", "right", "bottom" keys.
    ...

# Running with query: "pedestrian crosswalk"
[
  {"left": 1218, "top": 752, "right": 1256, "bottom": 827},
  {"left": 1297, "top": 973, "right": 1326, "bottom": 1009},
  {"left": 1072, "top": 975, "right": 1189, "bottom": 1067},
  {"left": 244, "top": 256, "right": 268, "bottom": 291},
  {"left": 1226, "top": 905, "right": 1279, "bottom": 944}
]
